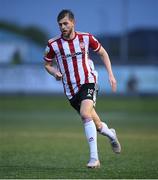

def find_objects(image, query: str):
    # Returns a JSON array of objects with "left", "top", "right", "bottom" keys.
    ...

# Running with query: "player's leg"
[
  {"left": 80, "top": 99, "right": 100, "bottom": 168},
  {"left": 91, "top": 108, "right": 102, "bottom": 129},
  {"left": 91, "top": 108, "right": 115, "bottom": 139},
  {"left": 91, "top": 108, "right": 121, "bottom": 153}
]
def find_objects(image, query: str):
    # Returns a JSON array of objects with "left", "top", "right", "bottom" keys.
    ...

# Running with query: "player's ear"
[{"left": 71, "top": 19, "right": 75, "bottom": 25}]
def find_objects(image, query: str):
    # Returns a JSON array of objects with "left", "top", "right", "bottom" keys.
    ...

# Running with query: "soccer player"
[{"left": 44, "top": 9, "right": 121, "bottom": 168}]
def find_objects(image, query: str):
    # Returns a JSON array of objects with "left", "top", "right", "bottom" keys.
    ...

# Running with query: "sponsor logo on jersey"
[{"left": 60, "top": 51, "right": 88, "bottom": 60}]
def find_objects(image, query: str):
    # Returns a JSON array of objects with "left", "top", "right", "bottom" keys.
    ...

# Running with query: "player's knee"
[{"left": 80, "top": 110, "right": 91, "bottom": 120}]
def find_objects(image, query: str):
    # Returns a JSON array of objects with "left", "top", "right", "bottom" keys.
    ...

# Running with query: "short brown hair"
[{"left": 57, "top": 9, "right": 74, "bottom": 22}]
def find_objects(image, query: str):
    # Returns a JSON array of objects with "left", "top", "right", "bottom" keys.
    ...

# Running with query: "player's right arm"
[
  {"left": 44, "top": 42, "right": 62, "bottom": 81},
  {"left": 45, "top": 61, "right": 62, "bottom": 81}
]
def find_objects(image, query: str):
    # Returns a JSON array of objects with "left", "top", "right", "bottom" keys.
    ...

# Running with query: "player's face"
[{"left": 58, "top": 16, "right": 75, "bottom": 38}]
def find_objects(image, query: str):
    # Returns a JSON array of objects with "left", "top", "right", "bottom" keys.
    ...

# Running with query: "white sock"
[
  {"left": 99, "top": 122, "right": 115, "bottom": 140},
  {"left": 84, "top": 120, "right": 99, "bottom": 160}
]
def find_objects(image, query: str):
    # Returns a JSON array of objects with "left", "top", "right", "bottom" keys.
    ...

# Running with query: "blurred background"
[{"left": 0, "top": 0, "right": 158, "bottom": 95}]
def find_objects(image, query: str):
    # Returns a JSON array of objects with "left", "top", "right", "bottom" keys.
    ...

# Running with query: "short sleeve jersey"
[{"left": 44, "top": 31, "right": 101, "bottom": 99}]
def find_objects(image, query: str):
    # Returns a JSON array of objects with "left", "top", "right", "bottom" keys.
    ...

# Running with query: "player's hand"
[
  {"left": 55, "top": 72, "right": 62, "bottom": 81},
  {"left": 109, "top": 74, "right": 117, "bottom": 92}
]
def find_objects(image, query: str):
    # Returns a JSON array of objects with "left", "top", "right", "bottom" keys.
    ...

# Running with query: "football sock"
[
  {"left": 84, "top": 119, "right": 99, "bottom": 160},
  {"left": 99, "top": 122, "right": 115, "bottom": 140}
]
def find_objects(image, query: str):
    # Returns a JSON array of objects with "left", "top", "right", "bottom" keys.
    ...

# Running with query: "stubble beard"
[{"left": 63, "top": 28, "right": 73, "bottom": 39}]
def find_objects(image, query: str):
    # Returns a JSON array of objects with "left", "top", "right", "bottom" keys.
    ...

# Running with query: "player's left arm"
[{"left": 97, "top": 46, "right": 117, "bottom": 92}]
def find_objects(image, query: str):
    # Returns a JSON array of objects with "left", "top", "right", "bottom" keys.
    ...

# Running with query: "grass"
[{"left": 0, "top": 95, "right": 158, "bottom": 179}]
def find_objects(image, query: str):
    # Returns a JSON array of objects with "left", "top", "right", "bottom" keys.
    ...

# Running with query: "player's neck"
[{"left": 63, "top": 31, "right": 76, "bottom": 40}]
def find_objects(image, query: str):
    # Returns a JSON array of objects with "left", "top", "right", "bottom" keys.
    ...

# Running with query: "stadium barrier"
[{"left": 0, "top": 65, "right": 158, "bottom": 95}]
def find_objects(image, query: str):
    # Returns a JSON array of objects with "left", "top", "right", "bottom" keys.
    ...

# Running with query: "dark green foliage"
[{"left": 0, "top": 21, "right": 48, "bottom": 46}]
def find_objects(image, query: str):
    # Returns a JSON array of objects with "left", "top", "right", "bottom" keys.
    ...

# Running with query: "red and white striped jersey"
[{"left": 44, "top": 31, "right": 101, "bottom": 99}]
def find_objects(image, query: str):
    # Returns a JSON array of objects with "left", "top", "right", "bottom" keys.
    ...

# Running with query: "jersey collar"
[{"left": 61, "top": 32, "right": 77, "bottom": 42}]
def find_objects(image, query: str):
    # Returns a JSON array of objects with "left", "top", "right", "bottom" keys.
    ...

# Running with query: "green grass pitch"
[{"left": 0, "top": 95, "right": 158, "bottom": 179}]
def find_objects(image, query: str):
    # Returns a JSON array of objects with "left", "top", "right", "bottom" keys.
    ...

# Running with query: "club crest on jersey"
[{"left": 79, "top": 42, "right": 85, "bottom": 49}]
